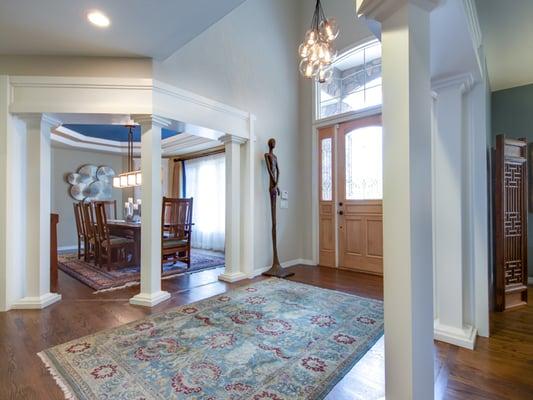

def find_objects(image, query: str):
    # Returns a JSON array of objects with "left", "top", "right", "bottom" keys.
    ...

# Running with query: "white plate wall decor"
[{"left": 67, "top": 164, "right": 116, "bottom": 201}]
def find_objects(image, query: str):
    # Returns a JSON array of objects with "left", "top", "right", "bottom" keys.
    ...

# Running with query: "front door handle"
[{"left": 338, "top": 210, "right": 344, "bottom": 215}]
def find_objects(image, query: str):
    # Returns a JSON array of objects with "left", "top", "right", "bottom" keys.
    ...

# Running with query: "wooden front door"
[
  {"left": 317, "top": 115, "right": 383, "bottom": 274},
  {"left": 338, "top": 115, "right": 383, "bottom": 274}
]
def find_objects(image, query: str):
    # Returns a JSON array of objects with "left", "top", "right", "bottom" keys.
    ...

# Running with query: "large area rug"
[
  {"left": 38, "top": 278, "right": 384, "bottom": 400},
  {"left": 58, "top": 251, "right": 225, "bottom": 292}
]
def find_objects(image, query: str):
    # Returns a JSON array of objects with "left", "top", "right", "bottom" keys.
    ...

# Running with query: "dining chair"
[
  {"left": 161, "top": 197, "right": 194, "bottom": 270},
  {"left": 73, "top": 202, "right": 85, "bottom": 259},
  {"left": 93, "top": 200, "right": 117, "bottom": 220},
  {"left": 80, "top": 201, "right": 98, "bottom": 263},
  {"left": 94, "top": 202, "right": 135, "bottom": 271}
]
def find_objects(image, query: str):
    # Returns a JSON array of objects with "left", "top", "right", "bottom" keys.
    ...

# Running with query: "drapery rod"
[{"left": 173, "top": 146, "right": 225, "bottom": 162}]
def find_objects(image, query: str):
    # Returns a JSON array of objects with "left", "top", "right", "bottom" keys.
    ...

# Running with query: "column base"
[
  {"left": 11, "top": 293, "right": 62, "bottom": 309},
  {"left": 434, "top": 319, "right": 477, "bottom": 350},
  {"left": 129, "top": 291, "right": 171, "bottom": 308},
  {"left": 218, "top": 271, "right": 248, "bottom": 283}
]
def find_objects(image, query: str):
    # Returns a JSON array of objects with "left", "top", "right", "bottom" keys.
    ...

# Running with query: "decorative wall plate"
[{"left": 67, "top": 164, "right": 116, "bottom": 201}]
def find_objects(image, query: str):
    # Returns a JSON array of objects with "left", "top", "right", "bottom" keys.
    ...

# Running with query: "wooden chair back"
[
  {"left": 94, "top": 202, "right": 111, "bottom": 244},
  {"left": 80, "top": 202, "right": 96, "bottom": 241},
  {"left": 93, "top": 200, "right": 117, "bottom": 220},
  {"left": 162, "top": 197, "right": 193, "bottom": 240},
  {"left": 73, "top": 202, "right": 85, "bottom": 237}
]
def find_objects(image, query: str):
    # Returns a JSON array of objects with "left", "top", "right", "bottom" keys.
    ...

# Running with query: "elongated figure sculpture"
[{"left": 263, "top": 138, "right": 294, "bottom": 278}]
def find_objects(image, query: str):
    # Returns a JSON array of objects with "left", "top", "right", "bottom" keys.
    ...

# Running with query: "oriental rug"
[
  {"left": 58, "top": 251, "right": 225, "bottom": 292},
  {"left": 38, "top": 278, "right": 384, "bottom": 400}
]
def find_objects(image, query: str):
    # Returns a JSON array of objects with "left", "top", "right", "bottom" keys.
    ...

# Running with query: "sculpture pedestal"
[{"left": 262, "top": 263, "right": 295, "bottom": 278}]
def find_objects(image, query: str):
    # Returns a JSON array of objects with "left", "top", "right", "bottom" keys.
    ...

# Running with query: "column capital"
[
  {"left": 131, "top": 114, "right": 172, "bottom": 129},
  {"left": 218, "top": 134, "right": 247, "bottom": 145},
  {"left": 432, "top": 73, "right": 475, "bottom": 95},
  {"left": 18, "top": 113, "right": 62, "bottom": 130},
  {"left": 356, "top": 0, "right": 440, "bottom": 22}
]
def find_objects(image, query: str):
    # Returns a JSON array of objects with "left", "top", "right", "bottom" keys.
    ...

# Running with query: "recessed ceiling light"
[{"left": 87, "top": 10, "right": 110, "bottom": 28}]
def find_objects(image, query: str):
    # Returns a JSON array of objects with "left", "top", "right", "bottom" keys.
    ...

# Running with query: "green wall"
[{"left": 492, "top": 84, "right": 533, "bottom": 278}]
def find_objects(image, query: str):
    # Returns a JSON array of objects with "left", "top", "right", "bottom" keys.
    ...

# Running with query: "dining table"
[{"left": 107, "top": 219, "right": 142, "bottom": 266}]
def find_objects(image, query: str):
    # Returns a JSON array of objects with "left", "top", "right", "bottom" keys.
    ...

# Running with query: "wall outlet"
[
  {"left": 281, "top": 190, "right": 289, "bottom": 200},
  {"left": 280, "top": 199, "right": 289, "bottom": 209}
]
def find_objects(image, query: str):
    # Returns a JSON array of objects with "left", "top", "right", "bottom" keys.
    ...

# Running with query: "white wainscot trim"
[
  {"left": 11, "top": 293, "right": 62, "bottom": 309},
  {"left": 434, "top": 319, "right": 477, "bottom": 350}
]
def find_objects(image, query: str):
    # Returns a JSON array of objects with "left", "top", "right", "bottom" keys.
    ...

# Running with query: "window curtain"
[
  {"left": 184, "top": 153, "right": 225, "bottom": 251},
  {"left": 171, "top": 160, "right": 182, "bottom": 198}
]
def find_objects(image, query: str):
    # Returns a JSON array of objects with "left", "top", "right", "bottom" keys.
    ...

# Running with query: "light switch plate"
[
  {"left": 281, "top": 190, "right": 289, "bottom": 200},
  {"left": 280, "top": 199, "right": 289, "bottom": 209}
]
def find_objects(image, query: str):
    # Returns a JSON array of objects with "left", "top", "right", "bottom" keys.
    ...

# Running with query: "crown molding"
[
  {"left": 356, "top": 0, "right": 440, "bottom": 21},
  {"left": 218, "top": 134, "right": 247, "bottom": 145},
  {"left": 432, "top": 73, "right": 475, "bottom": 94}
]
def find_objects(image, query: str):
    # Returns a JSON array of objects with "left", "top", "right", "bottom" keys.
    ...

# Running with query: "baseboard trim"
[
  {"left": 218, "top": 271, "right": 248, "bottom": 283},
  {"left": 58, "top": 245, "right": 78, "bottom": 252},
  {"left": 129, "top": 291, "right": 170, "bottom": 307},
  {"left": 251, "top": 258, "right": 317, "bottom": 278},
  {"left": 11, "top": 293, "right": 62, "bottom": 310},
  {"left": 434, "top": 319, "right": 477, "bottom": 350}
]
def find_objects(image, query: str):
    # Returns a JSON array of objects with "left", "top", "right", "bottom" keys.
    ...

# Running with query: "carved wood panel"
[{"left": 494, "top": 135, "right": 529, "bottom": 311}]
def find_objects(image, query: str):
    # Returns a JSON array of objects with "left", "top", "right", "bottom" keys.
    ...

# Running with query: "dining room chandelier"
[
  {"left": 298, "top": 0, "right": 339, "bottom": 83},
  {"left": 112, "top": 123, "right": 142, "bottom": 188}
]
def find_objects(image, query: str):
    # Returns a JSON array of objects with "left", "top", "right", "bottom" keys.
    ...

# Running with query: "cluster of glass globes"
[{"left": 299, "top": 18, "right": 339, "bottom": 83}]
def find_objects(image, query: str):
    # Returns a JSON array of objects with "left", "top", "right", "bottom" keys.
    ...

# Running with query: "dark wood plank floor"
[{"left": 0, "top": 266, "right": 531, "bottom": 399}]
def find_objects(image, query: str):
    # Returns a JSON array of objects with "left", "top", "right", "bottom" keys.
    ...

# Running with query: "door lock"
[
  {"left": 338, "top": 210, "right": 344, "bottom": 215},
  {"left": 339, "top": 202, "right": 343, "bottom": 206}
]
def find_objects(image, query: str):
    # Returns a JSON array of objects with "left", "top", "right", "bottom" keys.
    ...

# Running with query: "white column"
[
  {"left": 432, "top": 74, "right": 477, "bottom": 349},
  {"left": 241, "top": 115, "right": 256, "bottom": 276},
  {"left": 219, "top": 134, "right": 248, "bottom": 282},
  {"left": 357, "top": 1, "right": 438, "bottom": 398},
  {"left": 129, "top": 115, "right": 171, "bottom": 307},
  {"left": 12, "top": 114, "right": 61, "bottom": 309}
]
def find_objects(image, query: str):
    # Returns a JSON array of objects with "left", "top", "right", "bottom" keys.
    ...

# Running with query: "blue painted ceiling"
[{"left": 63, "top": 124, "right": 180, "bottom": 142}]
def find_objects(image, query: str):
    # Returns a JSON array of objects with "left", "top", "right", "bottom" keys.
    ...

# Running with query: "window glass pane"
[
  {"left": 317, "top": 40, "right": 382, "bottom": 120},
  {"left": 345, "top": 126, "right": 382, "bottom": 200},
  {"left": 321, "top": 137, "right": 333, "bottom": 201}
]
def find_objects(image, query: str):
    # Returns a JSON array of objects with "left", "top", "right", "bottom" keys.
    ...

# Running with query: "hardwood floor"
[{"left": 0, "top": 266, "right": 531, "bottom": 399}]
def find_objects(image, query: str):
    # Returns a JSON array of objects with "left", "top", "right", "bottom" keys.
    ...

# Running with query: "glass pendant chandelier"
[
  {"left": 299, "top": 0, "right": 339, "bottom": 83},
  {"left": 112, "top": 123, "right": 142, "bottom": 188}
]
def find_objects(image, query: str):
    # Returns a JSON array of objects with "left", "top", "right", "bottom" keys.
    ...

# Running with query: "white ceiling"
[
  {"left": 476, "top": 0, "right": 533, "bottom": 91},
  {"left": 0, "top": 0, "right": 246, "bottom": 60}
]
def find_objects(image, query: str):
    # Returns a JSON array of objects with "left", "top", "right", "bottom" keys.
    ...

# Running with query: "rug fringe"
[{"left": 37, "top": 352, "right": 77, "bottom": 400}]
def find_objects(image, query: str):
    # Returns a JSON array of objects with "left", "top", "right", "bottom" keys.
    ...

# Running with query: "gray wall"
[
  {"left": 51, "top": 147, "right": 126, "bottom": 249},
  {"left": 492, "top": 83, "right": 533, "bottom": 277},
  {"left": 155, "top": 0, "right": 304, "bottom": 271}
]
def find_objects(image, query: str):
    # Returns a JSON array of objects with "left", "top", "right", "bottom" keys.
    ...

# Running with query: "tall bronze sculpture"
[{"left": 263, "top": 138, "right": 294, "bottom": 278}]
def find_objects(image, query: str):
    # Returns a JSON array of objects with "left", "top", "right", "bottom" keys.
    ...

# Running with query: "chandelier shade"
[
  {"left": 112, "top": 122, "right": 142, "bottom": 188},
  {"left": 299, "top": 0, "right": 339, "bottom": 83}
]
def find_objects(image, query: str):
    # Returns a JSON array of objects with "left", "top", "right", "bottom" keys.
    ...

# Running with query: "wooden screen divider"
[{"left": 493, "top": 135, "right": 528, "bottom": 311}]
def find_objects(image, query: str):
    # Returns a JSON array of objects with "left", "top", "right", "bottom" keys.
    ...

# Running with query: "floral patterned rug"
[
  {"left": 58, "top": 251, "right": 225, "bottom": 292},
  {"left": 38, "top": 278, "right": 384, "bottom": 400}
]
